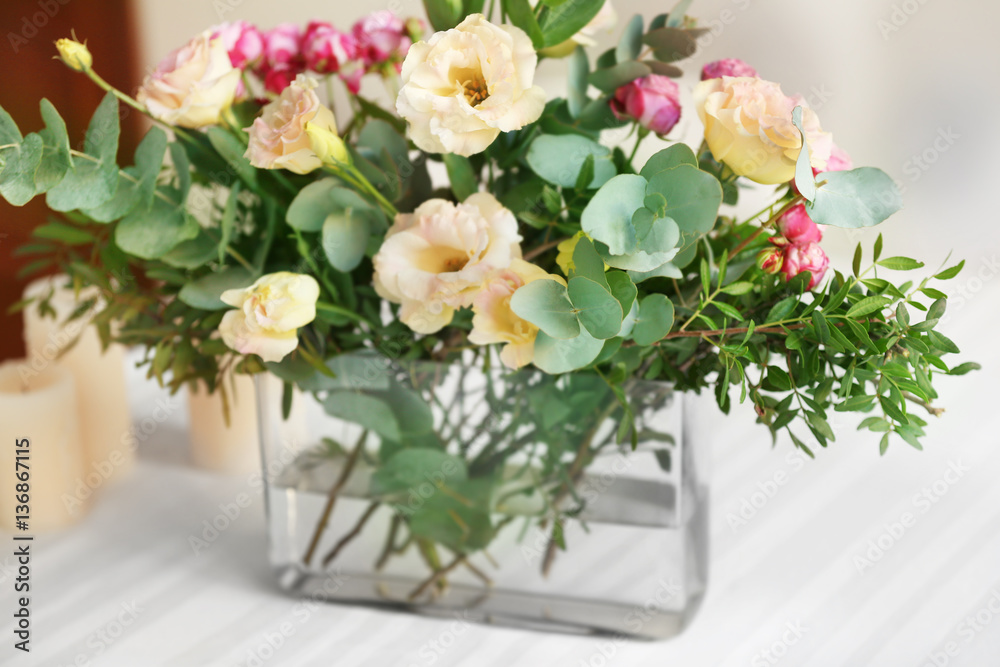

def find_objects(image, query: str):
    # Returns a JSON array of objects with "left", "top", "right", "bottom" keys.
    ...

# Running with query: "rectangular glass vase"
[{"left": 257, "top": 352, "right": 709, "bottom": 640}]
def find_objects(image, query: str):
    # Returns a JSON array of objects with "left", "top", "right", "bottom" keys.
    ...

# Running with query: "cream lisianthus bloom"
[
  {"left": 539, "top": 0, "right": 618, "bottom": 58},
  {"left": 245, "top": 74, "right": 342, "bottom": 175},
  {"left": 692, "top": 77, "right": 832, "bottom": 185},
  {"left": 470, "top": 260, "right": 562, "bottom": 369},
  {"left": 396, "top": 14, "right": 546, "bottom": 157},
  {"left": 137, "top": 31, "right": 241, "bottom": 129},
  {"left": 218, "top": 272, "right": 320, "bottom": 363},
  {"left": 373, "top": 193, "right": 523, "bottom": 334}
]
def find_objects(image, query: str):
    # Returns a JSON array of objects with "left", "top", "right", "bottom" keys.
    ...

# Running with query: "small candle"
[
  {"left": 0, "top": 362, "right": 90, "bottom": 532},
  {"left": 188, "top": 373, "right": 260, "bottom": 474},
  {"left": 22, "top": 276, "right": 134, "bottom": 484}
]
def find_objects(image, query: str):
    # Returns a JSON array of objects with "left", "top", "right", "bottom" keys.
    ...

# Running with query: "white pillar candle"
[
  {"left": 22, "top": 276, "right": 134, "bottom": 485},
  {"left": 0, "top": 362, "right": 89, "bottom": 532},
  {"left": 188, "top": 373, "right": 308, "bottom": 475},
  {"left": 188, "top": 373, "right": 260, "bottom": 474}
]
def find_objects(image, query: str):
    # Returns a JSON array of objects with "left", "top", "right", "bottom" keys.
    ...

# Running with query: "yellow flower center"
[{"left": 461, "top": 76, "right": 490, "bottom": 107}]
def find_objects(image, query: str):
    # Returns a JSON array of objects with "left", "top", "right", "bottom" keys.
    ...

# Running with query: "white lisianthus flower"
[
  {"left": 469, "top": 259, "right": 563, "bottom": 370},
  {"left": 372, "top": 193, "right": 523, "bottom": 334},
  {"left": 218, "top": 272, "right": 320, "bottom": 363},
  {"left": 137, "top": 31, "right": 241, "bottom": 129},
  {"left": 395, "top": 14, "right": 546, "bottom": 157},
  {"left": 245, "top": 74, "right": 342, "bottom": 175}
]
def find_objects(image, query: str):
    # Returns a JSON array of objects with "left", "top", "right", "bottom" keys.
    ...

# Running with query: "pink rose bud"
[
  {"left": 262, "top": 63, "right": 299, "bottom": 95},
  {"left": 610, "top": 75, "right": 682, "bottom": 136},
  {"left": 263, "top": 23, "right": 302, "bottom": 66},
  {"left": 782, "top": 242, "right": 829, "bottom": 289},
  {"left": 821, "top": 143, "right": 853, "bottom": 173},
  {"left": 212, "top": 20, "right": 264, "bottom": 68},
  {"left": 352, "top": 11, "right": 411, "bottom": 67},
  {"left": 302, "top": 21, "right": 358, "bottom": 74},
  {"left": 701, "top": 58, "right": 758, "bottom": 81},
  {"left": 757, "top": 246, "right": 785, "bottom": 275},
  {"left": 777, "top": 204, "right": 823, "bottom": 246}
]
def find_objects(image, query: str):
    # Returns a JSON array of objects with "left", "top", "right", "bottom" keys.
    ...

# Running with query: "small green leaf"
[
  {"left": 581, "top": 174, "right": 646, "bottom": 256},
  {"left": 443, "top": 153, "right": 478, "bottom": 201},
  {"left": 877, "top": 256, "right": 924, "bottom": 271},
  {"left": 764, "top": 296, "right": 798, "bottom": 324},
  {"left": 606, "top": 271, "right": 637, "bottom": 315},
  {"left": 533, "top": 328, "right": 604, "bottom": 373},
  {"left": 948, "top": 362, "right": 980, "bottom": 376},
  {"left": 640, "top": 144, "right": 698, "bottom": 180},
  {"left": 720, "top": 281, "right": 754, "bottom": 296},
  {"left": 567, "top": 46, "right": 590, "bottom": 119},
  {"left": 568, "top": 276, "right": 623, "bottom": 339},
  {"left": 570, "top": 235, "right": 608, "bottom": 287},
  {"left": 934, "top": 260, "right": 965, "bottom": 280},
  {"left": 178, "top": 267, "right": 256, "bottom": 310},
  {"left": 713, "top": 301, "right": 744, "bottom": 322},
  {"left": 811, "top": 311, "right": 830, "bottom": 343},
  {"left": 846, "top": 295, "right": 892, "bottom": 319},
  {"left": 589, "top": 61, "right": 652, "bottom": 94},
  {"left": 510, "top": 279, "right": 581, "bottom": 339},
  {"left": 791, "top": 107, "right": 816, "bottom": 203},
  {"left": 852, "top": 243, "right": 863, "bottom": 277},
  {"left": 527, "top": 134, "right": 616, "bottom": 189},
  {"left": 503, "top": 0, "right": 545, "bottom": 48},
  {"left": 632, "top": 294, "right": 674, "bottom": 346},
  {"left": 537, "top": 0, "right": 606, "bottom": 48},
  {"left": 642, "top": 27, "right": 696, "bottom": 62},
  {"left": 926, "top": 330, "right": 960, "bottom": 354},
  {"left": 616, "top": 14, "right": 644, "bottom": 62},
  {"left": 322, "top": 209, "right": 371, "bottom": 272},
  {"left": 873, "top": 233, "right": 883, "bottom": 261},
  {"left": 46, "top": 92, "right": 121, "bottom": 212}
]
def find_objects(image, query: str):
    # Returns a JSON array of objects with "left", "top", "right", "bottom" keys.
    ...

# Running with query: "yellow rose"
[
  {"left": 692, "top": 77, "right": 832, "bottom": 185},
  {"left": 396, "top": 14, "right": 546, "bottom": 157},
  {"left": 372, "top": 193, "right": 523, "bottom": 334},
  {"left": 245, "top": 74, "right": 340, "bottom": 175},
  {"left": 136, "top": 31, "right": 241, "bottom": 129},
  {"left": 469, "top": 260, "right": 563, "bottom": 370},
  {"left": 218, "top": 272, "right": 320, "bottom": 363}
]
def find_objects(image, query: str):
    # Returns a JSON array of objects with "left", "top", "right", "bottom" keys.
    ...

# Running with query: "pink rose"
[
  {"left": 352, "top": 11, "right": 411, "bottom": 68},
  {"left": 782, "top": 242, "right": 829, "bottom": 289},
  {"left": 262, "top": 23, "right": 302, "bottom": 65},
  {"left": 261, "top": 63, "right": 299, "bottom": 95},
  {"left": 777, "top": 204, "right": 822, "bottom": 246},
  {"left": 701, "top": 58, "right": 757, "bottom": 80},
  {"left": 821, "top": 143, "right": 853, "bottom": 174},
  {"left": 212, "top": 21, "right": 264, "bottom": 68},
  {"left": 756, "top": 246, "right": 784, "bottom": 275},
  {"left": 610, "top": 75, "right": 681, "bottom": 136},
  {"left": 302, "top": 21, "right": 358, "bottom": 73}
]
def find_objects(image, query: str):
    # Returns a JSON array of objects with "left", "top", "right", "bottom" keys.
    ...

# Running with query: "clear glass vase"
[{"left": 257, "top": 352, "right": 709, "bottom": 639}]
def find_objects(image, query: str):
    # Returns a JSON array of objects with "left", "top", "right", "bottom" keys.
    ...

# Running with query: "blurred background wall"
[{"left": 3, "top": 0, "right": 998, "bottom": 359}]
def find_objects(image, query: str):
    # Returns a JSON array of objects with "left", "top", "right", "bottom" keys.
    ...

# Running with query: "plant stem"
[
  {"left": 523, "top": 236, "right": 567, "bottom": 261},
  {"left": 407, "top": 554, "right": 466, "bottom": 601},
  {"left": 301, "top": 430, "right": 367, "bottom": 566},
  {"left": 375, "top": 515, "right": 402, "bottom": 571},
  {"left": 321, "top": 501, "right": 379, "bottom": 566}
]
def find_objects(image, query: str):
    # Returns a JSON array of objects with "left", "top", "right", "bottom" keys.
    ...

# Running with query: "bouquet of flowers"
[{"left": 1, "top": 0, "right": 977, "bottom": 610}]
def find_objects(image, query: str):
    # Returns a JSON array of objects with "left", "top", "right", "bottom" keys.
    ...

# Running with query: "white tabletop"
[{"left": 2, "top": 281, "right": 999, "bottom": 667}]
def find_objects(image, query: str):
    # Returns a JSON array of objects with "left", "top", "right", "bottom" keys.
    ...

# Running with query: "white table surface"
[{"left": 2, "top": 281, "right": 999, "bottom": 667}]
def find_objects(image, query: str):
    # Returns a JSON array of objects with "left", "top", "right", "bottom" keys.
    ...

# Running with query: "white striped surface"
[{"left": 1, "top": 280, "right": 998, "bottom": 667}]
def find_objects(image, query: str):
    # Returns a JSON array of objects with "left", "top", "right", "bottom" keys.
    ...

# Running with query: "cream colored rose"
[
  {"left": 137, "top": 32, "right": 241, "bottom": 129},
  {"left": 396, "top": 14, "right": 546, "bottom": 157},
  {"left": 469, "top": 259, "right": 562, "bottom": 369},
  {"left": 244, "top": 74, "right": 340, "bottom": 175},
  {"left": 692, "top": 77, "right": 833, "bottom": 185},
  {"left": 218, "top": 272, "right": 320, "bottom": 363},
  {"left": 540, "top": 1, "right": 618, "bottom": 57},
  {"left": 373, "top": 193, "right": 522, "bottom": 334}
]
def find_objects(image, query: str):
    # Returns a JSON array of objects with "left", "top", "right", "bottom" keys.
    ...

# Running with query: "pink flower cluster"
[{"left": 210, "top": 12, "right": 420, "bottom": 98}]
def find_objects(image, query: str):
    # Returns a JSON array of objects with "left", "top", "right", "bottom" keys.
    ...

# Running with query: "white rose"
[
  {"left": 218, "top": 272, "right": 320, "bottom": 363},
  {"left": 372, "top": 193, "right": 522, "bottom": 334},
  {"left": 396, "top": 14, "right": 546, "bottom": 157},
  {"left": 137, "top": 31, "right": 241, "bottom": 129}
]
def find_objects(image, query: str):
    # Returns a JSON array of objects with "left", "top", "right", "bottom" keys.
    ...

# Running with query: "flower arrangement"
[{"left": 2, "top": 0, "right": 978, "bottom": 601}]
